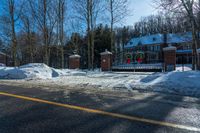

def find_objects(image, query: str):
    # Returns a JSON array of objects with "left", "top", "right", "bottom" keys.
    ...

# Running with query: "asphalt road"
[{"left": 0, "top": 84, "right": 200, "bottom": 133}]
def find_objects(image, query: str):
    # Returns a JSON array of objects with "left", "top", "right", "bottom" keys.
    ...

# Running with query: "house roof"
[
  {"left": 176, "top": 49, "right": 192, "bottom": 54},
  {"left": 125, "top": 32, "right": 193, "bottom": 49},
  {"left": 0, "top": 51, "right": 6, "bottom": 56}
]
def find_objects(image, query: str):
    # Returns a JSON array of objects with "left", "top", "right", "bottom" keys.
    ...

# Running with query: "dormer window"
[{"left": 153, "top": 37, "right": 156, "bottom": 41}]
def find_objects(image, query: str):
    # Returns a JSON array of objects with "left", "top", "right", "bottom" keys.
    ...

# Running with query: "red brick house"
[{"left": 124, "top": 32, "right": 194, "bottom": 64}]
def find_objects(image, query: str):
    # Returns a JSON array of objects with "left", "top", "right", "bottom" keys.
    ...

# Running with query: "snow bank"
[
  {"left": 0, "top": 63, "right": 86, "bottom": 79},
  {"left": 136, "top": 70, "right": 200, "bottom": 97},
  {"left": 1, "top": 63, "right": 200, "bottom": 97},
  {"left": 140, "top": 71, "right": 200, "bottom": 88},
  {"left": 0, "top": 63, "right": 6, "bottom": 67}
]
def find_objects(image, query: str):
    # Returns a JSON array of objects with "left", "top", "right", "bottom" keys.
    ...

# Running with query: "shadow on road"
[{"left": 0, "top": 84, "right": 198, "bottom": 133}]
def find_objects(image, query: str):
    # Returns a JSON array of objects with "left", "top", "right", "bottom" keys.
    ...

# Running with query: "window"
[
  {"left": 138, "top": 41, "right": 142, "bottom": 46},
  {"left": 157, "top": 45, "right": 160, "bottom": 51},
  {"left": 151, "top": 46, "right": 154, "bottom": 51},
  {"left": 154, "top": 45, "right": 157, "bottom": 51},
  {"left": 147, "top": 46, "right": 151, "bottom": 51}
]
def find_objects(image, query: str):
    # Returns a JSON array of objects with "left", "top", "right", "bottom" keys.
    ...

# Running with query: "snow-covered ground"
[
  {"left": 0, "top": 63, "right": 86, "bottom": 79},
  {"left": 0, "top": 63, "right": 200, "bottom": 97}
]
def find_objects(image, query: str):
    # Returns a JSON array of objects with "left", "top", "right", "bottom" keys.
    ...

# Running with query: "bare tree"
[
  {"left": 107, "top": 0, "right": 129, "bottom": 53},
  {"left": 29, "top": 0, "right": 57, "bottom": 66},
  {"left": 0, "top": 0, "right": 24, "bottom": 66},
  {"left": 56, "top": 0, "right": 66, "bottom": 68},
  {"left": 20, "top": 1, "right": 35, "bottom": 63},
  {"left": 73, "top": 0, "right": 103, "bottom": 69},
  {"left": 155, "top": 0, "right": 199, "bottom": 70}
]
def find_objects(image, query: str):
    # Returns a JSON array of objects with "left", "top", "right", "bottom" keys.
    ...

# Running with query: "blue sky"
[
  {"left": 125, "top": 0, "right": 158, "bottom": 26},
  {"left": 0, "top": 0, "right": 158, "bottom": 32}
]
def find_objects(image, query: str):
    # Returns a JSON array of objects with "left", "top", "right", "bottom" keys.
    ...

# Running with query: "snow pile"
[
  {"left": 176, "top": 64, "right": 192, "bottom": 71},
  {"left": 136, "top": 71, "right": 200, "bottom": 97},
  {"left": 140, "top": 71, "right": 200, "bottom": 88},
  {"left": 0, "top": 63, "right": 6, "bottom": 67},
  {"left": 0, "top": 63, "right": 86, "bottom": 79}
]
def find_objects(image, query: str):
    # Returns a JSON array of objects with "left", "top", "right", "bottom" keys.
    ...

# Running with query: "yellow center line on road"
[{"left": 0, "top": 91, "right": 199, "bottom": 132}]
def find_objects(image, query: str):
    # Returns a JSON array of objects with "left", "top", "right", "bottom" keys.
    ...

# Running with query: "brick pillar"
[
  {"left": 197, "top": 49, "right": 200, "bottom": 70},
  {"left": 163, "top": 46, "right": 177, "bottom": 72},
  {"left": 69, "top": 54, "right": 81, "bottom": 69},
  {"left": 0, "top": 53, "right": 6, "bottom": 65},
  {"left": 100, "top": 50, "right": 112, "bottom": 71}
]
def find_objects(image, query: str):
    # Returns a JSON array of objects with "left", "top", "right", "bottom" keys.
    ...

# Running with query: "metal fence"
[{"left": 112, "top": 63, "right": 163, "bottom": 72}]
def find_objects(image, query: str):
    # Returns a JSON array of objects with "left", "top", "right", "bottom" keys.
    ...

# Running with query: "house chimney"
[{"left": 163, "top": 32, "right": 168, "bottom": 47}]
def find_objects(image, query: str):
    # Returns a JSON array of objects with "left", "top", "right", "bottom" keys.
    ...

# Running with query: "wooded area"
[{"left": 0, "top": 0, "right": 200, "bottom": 70}]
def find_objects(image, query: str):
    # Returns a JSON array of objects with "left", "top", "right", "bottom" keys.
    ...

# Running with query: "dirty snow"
[{"left": 0, "top": 63, "right": 200, "bottom": 97}]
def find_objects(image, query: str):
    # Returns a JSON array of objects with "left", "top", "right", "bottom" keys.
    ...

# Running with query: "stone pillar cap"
[
  {"left": 163, "top": 46, "right": 177, "bottom": 51},
  {"left": 197, "top": 48, "right": 200, "bottom": 53},
  {"left": 100, "top": 49, "right": 112, "bottom": 55},
  {"left": 69, "top": 54, "right": 81, "bottom": 58}
]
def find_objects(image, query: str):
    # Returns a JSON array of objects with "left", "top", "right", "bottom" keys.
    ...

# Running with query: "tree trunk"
[
  {"left": 9, "top": 0, "right": 18, "bottom": 66},
  {"left": 91, "top": 31, "right": 94, "bottom": 69},
  {"left": 61, "top": 46, "right": 64, "bottom": 68},
  {"left": 87, "top": 0, "right": 91, "bottom": 70},
  {"left": 27, "top": 20, "right": 34, "bottom": 63},
  {"left": 90, "top": 0, "right": 94, "bottom": 70},
  {"left": 59, "top": 0, "right": 65, "bottom": 68},
  {"left": 191, "top": 19, "right": 198, "bottom": 70},
  {"left": 43, "top": 0, "right": 49, "bottom": 66},
  {"left": 87, "top": 32, "right": 91, "bottom": 70},
  {"left": 110, "top": 0, "right": 114, "bottom": 53}
]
